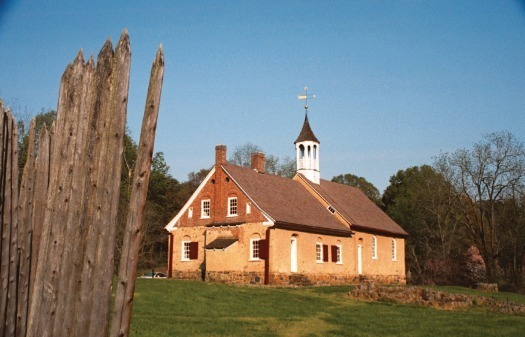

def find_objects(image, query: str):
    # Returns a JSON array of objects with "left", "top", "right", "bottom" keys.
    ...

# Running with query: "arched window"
[
  {"left": 299, "top": 144, "right": 305, "bottom": 159},
  {"left": 313, "top": 145, "right": 317, "bottom": 159},
  {"left": 391, "top": 239, "right": 397, "bottom": 261},
  {"left": 372, "top": 236, "right": 378, "bottom": 259},
  {"left": 307, "top": 145, "right": 311, "bottom": 158}
]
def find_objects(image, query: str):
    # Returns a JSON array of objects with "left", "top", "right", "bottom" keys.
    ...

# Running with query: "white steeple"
[{"left": 295, "top": 113, "right": 320, "bottom": 184}]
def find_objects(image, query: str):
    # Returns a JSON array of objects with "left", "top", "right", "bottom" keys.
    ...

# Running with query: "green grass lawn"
[{"left": 128, "top": 279, "right": 525, "bottom": 337}]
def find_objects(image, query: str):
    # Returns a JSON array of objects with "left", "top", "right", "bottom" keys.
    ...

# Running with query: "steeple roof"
[{"left": 294, "top": 114, "right": 320, "bottom": 144}]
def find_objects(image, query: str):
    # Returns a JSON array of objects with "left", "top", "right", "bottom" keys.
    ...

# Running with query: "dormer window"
[
  {"left": 201, "top": 199, "right": 210, "bottom": 218},
  {"left": 228, "top": 197, "right": 238, "bottom": 217},
  {"left": 327, "top": 205, "right": 336, "bottom": 214}
]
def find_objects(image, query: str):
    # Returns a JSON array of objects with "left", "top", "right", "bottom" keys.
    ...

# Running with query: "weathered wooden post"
[
  {"left": 15, "top": 119, "right": 36, "bottom": 337},
  {"left": 2, "top": 30, "right": 162, "bottom": 337},
  {"left": 0, "top": 105, "right": 20, "bottom": 337},
  {"left": 111, "top": 45, "right": 164, "bottom": 337},
  {"left": 26, "top": 30, "right": 131, "bottom": 337}
]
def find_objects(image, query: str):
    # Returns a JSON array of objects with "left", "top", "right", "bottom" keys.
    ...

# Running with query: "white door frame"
[{"left": 290, "top": 237, "right": 297, "bottom": 273}]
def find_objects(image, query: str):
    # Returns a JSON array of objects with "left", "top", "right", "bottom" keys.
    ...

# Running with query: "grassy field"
[{"left": 128, "top": 279, "right": 525, "bottom": 337}]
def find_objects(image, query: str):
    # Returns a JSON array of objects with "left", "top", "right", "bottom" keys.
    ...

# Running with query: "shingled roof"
[
  {"left": 222, "top": 164, "right": 351, "bottom": 236},
  {"left": 307, "top": 177, "right": 408, "bottom": 237},
  {"left": 294, "top": 115, "right": 320, "bottom": 144}
]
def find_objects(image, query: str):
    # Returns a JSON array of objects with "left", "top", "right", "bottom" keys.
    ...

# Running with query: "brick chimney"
[
  {"left": 251, "top": 152, "right": 265, "bottom": 173},
  {"left": 215, "top": 145, "right": 227, "bottom": 166}
]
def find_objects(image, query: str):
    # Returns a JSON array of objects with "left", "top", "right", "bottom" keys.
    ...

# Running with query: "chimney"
[
  {"left": 215, "top": 145, "right": 227, "bottom": 166},
  {"left": 251, "top": 152, "right": 265, "bottom": 173}
]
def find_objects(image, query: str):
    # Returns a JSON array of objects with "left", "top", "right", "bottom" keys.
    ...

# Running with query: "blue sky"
[{"left": 1, "top": 1, "right": 524, "bottom": 192}]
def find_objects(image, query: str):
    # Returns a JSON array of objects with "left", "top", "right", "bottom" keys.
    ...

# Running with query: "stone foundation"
[
  {"left": 171, "top": 270, "right": 203, "bottom": 280},
  {"left": 268, "top": 273, "right": 406, "bottom": 286},
  {"left": 206, "top": 271, "right": 265, "bottom": 285}
]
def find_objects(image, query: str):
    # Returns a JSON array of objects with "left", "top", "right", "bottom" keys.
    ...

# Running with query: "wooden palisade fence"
[{"left": 0, "top": 30, "right": 164, "bottom": 337}]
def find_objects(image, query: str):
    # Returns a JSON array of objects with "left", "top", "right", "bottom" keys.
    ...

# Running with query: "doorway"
[
  {"left": 357, "top": 244, "right": 362, "bottom": 275},
  {"left": 291, "top": 236, "right": 297, "bottom": 273}
]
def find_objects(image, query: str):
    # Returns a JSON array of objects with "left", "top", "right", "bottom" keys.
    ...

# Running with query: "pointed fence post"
[{"left": 111, "top": 45, "right": 164, "bottom": 337}]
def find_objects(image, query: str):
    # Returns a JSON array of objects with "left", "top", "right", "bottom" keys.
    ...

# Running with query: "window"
[
  {"left": 182, "top": 241, "right": 191, "bottom": 261},
  {"left": 327, "top": 205, "right": 335, "bottom": 214},
  {"left": 188, "top": 207, "right": 193, "bottom": 218},
  {"left": 372, "top": 236, "right": 378, "bottom": 259},
  {"left": 246, "top": 202, "right": 251, "bottom": 214},
  {"left": 228, "top": 197, "right": 238, "bottom": 216},
  {"left": 182, "top": 241, "right": 198, "bottom": 261},
  {"left": 250, "top": 239, "right": 260, "bottom": 260},
  {"left": 313, "top": 145, "right": 317, "bottom": 159},
  {"left": 392, "top": 239, "right": 397, "bottom": 261},
  {"left": 332, "top": 245, "right": 342, "bottom": 264},
  {"left": 316, "top": 243, "right": 323, "bottom": 263},
  {"left": 201, "top": 199, "right": 210, "bottom": 218}
]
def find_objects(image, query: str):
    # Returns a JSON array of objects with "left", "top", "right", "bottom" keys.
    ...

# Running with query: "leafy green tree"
[
  {"left": 331, "top": 173, "right": 382, "bottom": 207},
  {"left": 16, "top": 108, "right": 57, "bottom": 174},
  {"left": 383, "top": 165, "right": 465, "bottom": 285}
]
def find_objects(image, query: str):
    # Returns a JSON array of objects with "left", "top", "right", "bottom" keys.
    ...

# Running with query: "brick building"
[{"left": 165, "top": 115, "right": 408, "bottom": 285}]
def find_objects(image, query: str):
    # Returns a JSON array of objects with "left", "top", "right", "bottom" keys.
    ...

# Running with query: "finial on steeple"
[{"left": 297, "top": 86, "right": 316, "bottom": 117}]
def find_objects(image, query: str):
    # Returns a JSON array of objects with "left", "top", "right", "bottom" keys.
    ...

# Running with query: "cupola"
[{"left": 295, "top": 113, "right": 320, "bottom": 184}]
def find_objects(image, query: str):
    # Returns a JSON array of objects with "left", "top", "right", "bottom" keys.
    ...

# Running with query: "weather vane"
[{"left": 297, "top": 86, "right": 316, "bottom": 116}]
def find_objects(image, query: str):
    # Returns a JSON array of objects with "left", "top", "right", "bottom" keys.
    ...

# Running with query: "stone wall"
[
  {"left": 171, "top": 270, "right": 203, "bottom": 281},
  {"left": 350, "top": 283, "right": 525, "bottom": 315},
  {"left": 206, "top": 271, "right": 265, "bottom": 285},
  {"left": 476, "top": 283, "right": 498, "bottom": 293}
]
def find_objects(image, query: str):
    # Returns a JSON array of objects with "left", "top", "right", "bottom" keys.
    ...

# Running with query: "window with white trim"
[
  {"left": 316, "top": 243, "right": 323, "bottom": 263},
  {"left": 228, "top": 197, "right": 238, "bottom": 216},
  {"left": 392, "top": 239, "right": 397, "bottom": 261},
  {"left": 250, "top": 239, "right": 260, "bottom": 260},
  {"left": 327, "top": 205, "right": 336, "bottom": 214},
  {"left": 188, "top": 207, "right": 193, "bottom": 218},
  {"left": 246, "top": 202, "right": 251, "bottom": 214},
  {"left": 372, "top": 236, "right": 378, "bottom": 259},
  {"left": 201, "top": 199, "right": 210, "bottom": 218},
  {"left": 181, "top": 241, "right": 191, "bottom": 261}
]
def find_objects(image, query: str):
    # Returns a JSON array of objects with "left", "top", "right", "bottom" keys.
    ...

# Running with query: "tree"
[
  {"left": 16, "top": 108, "right": 57, "bottom": 175},
  {"left": 435, "top": 131, "right": 525, "bottom": 283},
  {"left": 229, "top": 142, "right": 296, "bottom": 178},
  {"left": 383, "top": 165, "right": 465, "bottom": 285},
  {"left": 332, "top": 173, "right": 382, "bottom": 206}
]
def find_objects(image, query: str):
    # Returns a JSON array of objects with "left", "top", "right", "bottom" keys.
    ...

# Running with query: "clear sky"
[{"left": 1, "top": 0, "right": 524, "bottom": 192}]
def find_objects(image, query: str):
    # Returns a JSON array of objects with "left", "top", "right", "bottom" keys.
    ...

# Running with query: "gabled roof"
[
  {"left": 222, "top": 164, "right": 351, "bottom": 236},
  {"left": 165, "top": 167, "right": 216, "bottom": 231},
  {"left": 294, "top": 115, "right": 319, "bottom": 144},
  {"left": 301, "top": 176, "right": 408, "bottom": 237}
]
